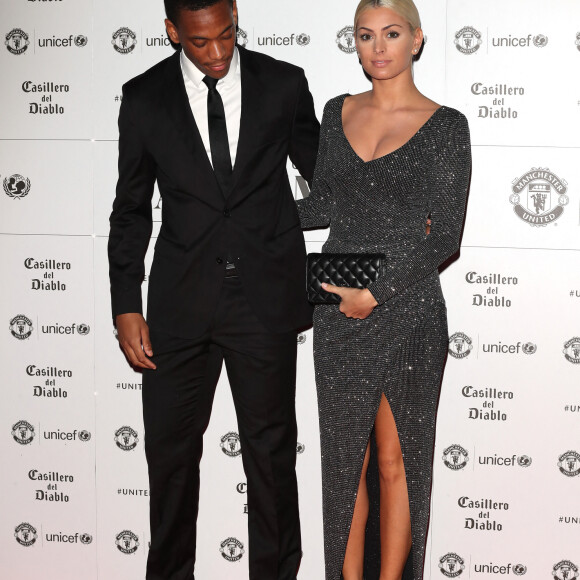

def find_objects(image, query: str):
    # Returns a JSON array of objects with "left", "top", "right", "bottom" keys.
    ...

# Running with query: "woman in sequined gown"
[{"left": 296, "top": 2, "right": 471, "bottom": 579}]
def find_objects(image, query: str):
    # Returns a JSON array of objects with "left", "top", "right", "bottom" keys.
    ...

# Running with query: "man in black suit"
[{"left": 107, "top": 1, "right": 320, "bottom": 578}]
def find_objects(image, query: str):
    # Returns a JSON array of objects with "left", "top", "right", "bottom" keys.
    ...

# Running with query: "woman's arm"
[
  {"left": 296, "top": 100, "right": 334, "bottom": 229},
  {"left": 367, "top": 113, "right": 472, "bottom": 305}
]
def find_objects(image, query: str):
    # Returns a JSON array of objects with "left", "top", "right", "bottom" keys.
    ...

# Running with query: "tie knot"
[{"left": 203, "top": 75, "right": 219, "bottom": 91}]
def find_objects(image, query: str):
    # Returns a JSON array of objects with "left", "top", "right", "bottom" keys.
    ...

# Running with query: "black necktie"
[{"left": 202, "top": 75, "right": 232, "bottom": 194}]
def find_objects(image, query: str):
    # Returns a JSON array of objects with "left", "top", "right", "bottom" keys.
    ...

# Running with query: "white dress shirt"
[{"left": 180, "top": 48, "right": 242, "bottom": 168}]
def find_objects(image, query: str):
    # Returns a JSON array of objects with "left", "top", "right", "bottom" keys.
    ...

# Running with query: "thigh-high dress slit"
[{"left": 297, "top": 95, "right": 471, "bottom": 580}]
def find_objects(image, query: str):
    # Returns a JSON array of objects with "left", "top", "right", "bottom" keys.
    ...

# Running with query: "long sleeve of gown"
[
  {"left": 368, "top": 114, "right": 471, "bottom": 305},
  {"left": 296, "top": 101, "right": 334, "bottom": 229}
]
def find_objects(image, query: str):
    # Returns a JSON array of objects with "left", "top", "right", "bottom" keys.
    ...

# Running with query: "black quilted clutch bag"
[{"left": 306, "top": 253, "right": 386, "bottom": 304}]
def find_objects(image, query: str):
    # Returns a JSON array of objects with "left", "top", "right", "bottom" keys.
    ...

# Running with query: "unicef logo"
[
  {"left": 236, "top": 27, "right": 248, "bottom": 47},
  {"left": 112, "top": 27, "right": 137, "bottom": 54},
  {"left": 522, "top": 342, "right": 536, "bottom": 355},
  {"left": 4, "top": 174, "right": 31, "bottom": 199},
  {"left": 12, "top": 420, "right": 35, "bottom": 445},
  {"left": 336, "top": 26, "right": 356, "bottom": 53},
  {"left": 221, "top": 431, "right": 241, "bottom": 457},
  {"left": 80, "top": 533, "right": 93, "bottom": 545},
  {"left": 116, "top": 530, "right": 139, "bottom": 554},
  {"left": 79, "top": 430, "right": 91, "bottom": 442},
  {"left": 510, "top": 168, "right": 569, "bottom": 227},
  {"left": 448, "top": 332, "right": 473, "bottom": 359},
  {"left": 439, "top": 553, "right": 465, "bottom": 577},
  {"left": 454, "top": 26, "right": 482, "bottom": 55},
  {"left": 297, "top": 332, "right": 307, "bottom": 345},
  {"left": 558, "top": 451, "right": 580, "bottom": 477},
  {"left": 513, "top": 564, "right": 527, "bottom": 575},
  {"left": 10, "top": 314, "right": 33, "bottom": 340},
  {"left": 296, "top": 442, "right": 305, "bottom": 454},
  {"left": 74, "top": 35, "right": 88, "bottom": 47},
  {"left": 5, "top": 28, "right": 30, "bottom": 55},
  {"left": 443, "top": 444, "right": 469, "bottom": 470},
  {"left": 518, "top": 455, "right": 532, "bottom": 467},
  {"left": 114, "top": 426, "right": 139, "bottom": 451},
  {"left": 552, "top": 560, "right": 579, "bottom": 580},
  {"left": 77, "top": 323, "right": 91, "bottom": 336},
  {"left": 220, "top": 537, "right": 245, "bottom": 562},
  {"left": 296, "top": 33, "right": 310, "bottom": 47},
  {"left": 15, "top": 523, "right": 37, "bottom": 547},
  {"left": 563, "top": 338, "right": 580, "bottom": 364},
  {"left": 576, "top": 32, "right": 580, "bottom": 51},
  {"left": 533, "top": 34, "right": 548, "bottom": 47}
]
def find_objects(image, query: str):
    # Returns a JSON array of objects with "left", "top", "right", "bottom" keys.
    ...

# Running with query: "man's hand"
[
  {"left": 321, "top": 284, "right": 378, "bottom": 320},
  {"left": 115, "top": 313, "right": 156, "bottom": 370}
]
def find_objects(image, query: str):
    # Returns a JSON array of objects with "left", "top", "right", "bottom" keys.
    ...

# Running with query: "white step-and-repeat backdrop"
[{"left": 1, "top": 0, "right": 579, "bottom": 578}]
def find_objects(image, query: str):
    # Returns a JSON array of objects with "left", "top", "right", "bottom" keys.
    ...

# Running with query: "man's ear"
[
  {"left": 232, "top": 0, "right": 238, "bottom": 29},
  {"left": 165, "top": 19, "right": 180, "bottom": 45}
]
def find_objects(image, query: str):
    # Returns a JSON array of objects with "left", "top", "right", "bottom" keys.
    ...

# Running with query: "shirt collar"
[{"left": 180, "top": 46, "right": 239, "bottom": 90}]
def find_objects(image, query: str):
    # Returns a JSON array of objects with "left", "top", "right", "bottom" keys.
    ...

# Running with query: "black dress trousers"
[{"left": 142, "top": 277, "right": 301, "bottom": 580}]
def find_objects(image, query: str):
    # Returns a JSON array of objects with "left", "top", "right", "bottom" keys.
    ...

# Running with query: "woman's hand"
[{"left": 322, "top": 283, "right": 378, "bottom": 319}]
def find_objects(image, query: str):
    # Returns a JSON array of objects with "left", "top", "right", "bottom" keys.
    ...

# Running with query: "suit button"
[
  {"left": 216, "top": 257, "right": 223, "bottom": 264},
  {"left": 223, "top": 209, "right": 231, "bottom": 218}
]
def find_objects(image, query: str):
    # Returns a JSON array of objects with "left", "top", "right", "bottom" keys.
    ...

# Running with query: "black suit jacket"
[{"left": 108, "top": 47, "right": 320, "bottom": 338}]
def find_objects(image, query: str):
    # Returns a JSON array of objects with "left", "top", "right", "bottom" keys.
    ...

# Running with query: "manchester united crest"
[
  {"left": 510, "top": 168, "right": 569, "bottom": 227},
  {"left": 443, "top": 444, "right": 469, "bottom": 470},
  {"left": 454, "top": 26, "right": 482, "bottom": 55},
  {"left": 563, "top": 337, "right": 580, "bottom": 364},
  {"left": 336, "top": 26, "right": 356, "bottom": 54},
  {"left": 114, "top": 426, "right": 139, "bottom": 451},
  {"left": 5, "top": 28, "right": 30, "bottom": 55},
  {"left": 552, "top": 560, "right": 579, "bottom": 580},
  {"left": 558, "top": 451, "right": 580, "bottom": 477},
  {"left": 448, "top": 332, "right": 473, "bottom": 359},
  {"left": 12, "top": 420, "right": 35, "bottom": 445},
  {"left": 112, "top": 27, "right": 137, "bottom": 54},
  {"left": 439, "top": 553, "right": 465, "bottom": 577},
  {"left": 220, "top": 537, "right": 245, "bottom": 562},
  {"left": 116, "top": 530, "right": 139, "bottom": 554},
  {"left": 221, "top": 432, "right": 242, "bottom": 457},
  {"left": 10, "top": 315, "right": 33, "bottom": 340},
  {"left": 15, "top": 523, "right": 37, "bottom": 546}
]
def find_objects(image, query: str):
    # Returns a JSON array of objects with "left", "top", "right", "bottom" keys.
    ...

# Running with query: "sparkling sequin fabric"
[{"left": 297, "top": 94, "right": 471, "bottom": 580}]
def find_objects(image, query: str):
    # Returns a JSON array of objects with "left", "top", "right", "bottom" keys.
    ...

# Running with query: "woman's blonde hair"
[{"left": 354, "top": 0, "right": 421, "bottom": 33}]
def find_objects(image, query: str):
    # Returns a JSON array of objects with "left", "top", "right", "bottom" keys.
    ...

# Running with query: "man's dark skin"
[{"left": 115, "top": 1, "right": 239, "bottom": 370}]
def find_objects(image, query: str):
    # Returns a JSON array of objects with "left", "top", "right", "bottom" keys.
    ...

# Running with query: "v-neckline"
[{"left": 339, "top": 94, "right": 444, "bottom": 164}]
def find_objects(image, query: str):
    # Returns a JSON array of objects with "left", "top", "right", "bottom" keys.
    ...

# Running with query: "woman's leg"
[
  {"left": 375, "top": 393, "right": 412, "bottom": 580},
  {"left": 342, "top": 442, "right": 371, "bottom": 580}
]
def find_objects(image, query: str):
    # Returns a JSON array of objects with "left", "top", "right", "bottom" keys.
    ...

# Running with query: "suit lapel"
[
  {"left": 162, "top": 52, "right": 225, "bottom": 203},
  {"left": 230, "top": 47, "right": 263, "bottom": 192}
]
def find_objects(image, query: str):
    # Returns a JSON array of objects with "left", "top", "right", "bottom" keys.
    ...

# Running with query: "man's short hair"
[{"left": 164, "top": 0, "right": 235, "bottom": 25}]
